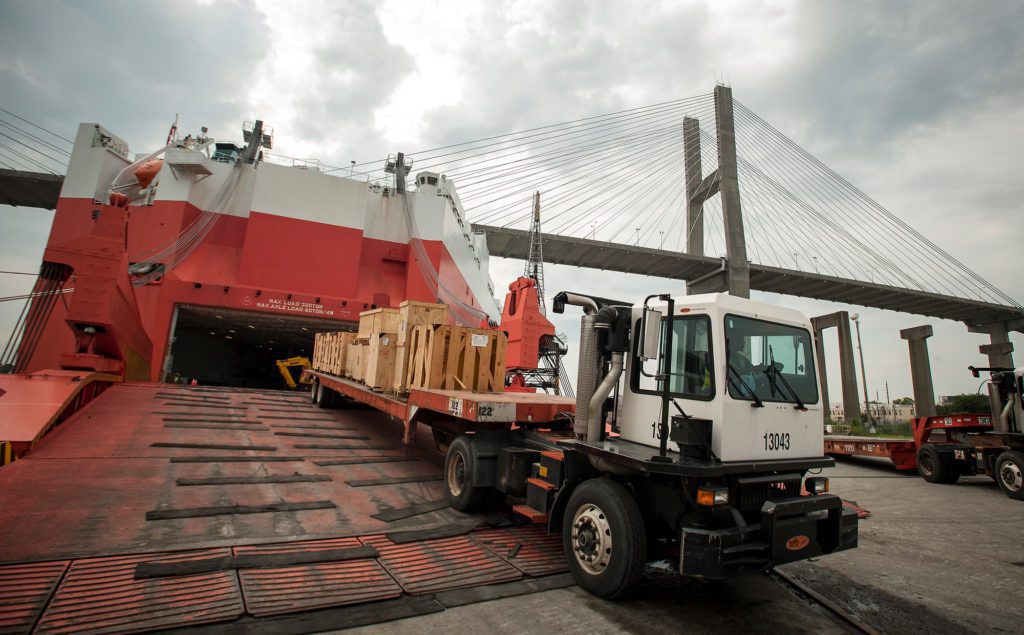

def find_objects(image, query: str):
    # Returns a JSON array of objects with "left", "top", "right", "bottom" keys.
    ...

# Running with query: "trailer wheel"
[
  {"left": 444, "top": 436, "right": 488, "bottom": 511},
  {"left": 310, "top": 380, "right": 320, "bottom": 404},
  {"left": 563, "top": 478, "right": 646, "bottom": 599},
  {"left": 995, "top": 451, "right": 1024, "bottom": 500},
  {"left": 315, "top": 384, "right": 334, "bottom": 409},
  {"left": 917, "top": 445, "right": 957, "bottom": 483}
]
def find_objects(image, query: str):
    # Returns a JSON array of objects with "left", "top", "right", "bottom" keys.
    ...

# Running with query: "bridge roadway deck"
[
  {"left": 477, "top": 225, "right": 1024, "bottom": 326},
  {"left": 3, "top": 170, "right": 1020, "bottom": 325}
]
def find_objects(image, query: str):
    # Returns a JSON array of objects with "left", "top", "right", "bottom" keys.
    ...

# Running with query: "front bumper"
[{"left": 679, "top": 494, "right": 858, "bottom": 579}]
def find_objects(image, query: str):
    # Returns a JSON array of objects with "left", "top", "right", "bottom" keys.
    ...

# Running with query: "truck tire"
[
  {"left": 563, "top": 478, "right": 646, "bottom": 600},
  {"left": 310, "top": 380, "right": 320, "bottom": 404},
  {"left": 995, "top": 451, "right": 1024, "bottom": 500},
  {"left": 917, "top": 445, "right": 956, "bottom": 483},
  {"left": 444, "top": 436, "right": 489, "bottom": 511},
  {"left": 315, "top": 384, "right": 334, "bottom": 409}
]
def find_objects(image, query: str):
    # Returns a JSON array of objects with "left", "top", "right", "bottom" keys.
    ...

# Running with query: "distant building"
[{"left": 829, "top": 402, "right": 915, "bottom": 423}]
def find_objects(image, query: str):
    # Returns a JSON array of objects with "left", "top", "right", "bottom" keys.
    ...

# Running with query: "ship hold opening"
[{"left": 165, "top": 304, "right": 351, "bottom": 389}]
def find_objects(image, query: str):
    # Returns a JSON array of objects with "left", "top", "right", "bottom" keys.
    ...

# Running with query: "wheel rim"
[
  {"left": 571, "top": 503, "right": 613, "bottom": 575},
  {"left": 447, "top": 451, "right": 467, "bottom": 497},
  {"left": 999, "top": 460, "right": 1023, "bottom": 492},
  {"left": 919, "top": 453, "right": 935, "bottom": 476}
]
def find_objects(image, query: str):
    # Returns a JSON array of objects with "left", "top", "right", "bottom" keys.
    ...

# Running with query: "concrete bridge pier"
[
  {"left": 968, "top": 322, "right": 1017, "bottom": 431},
  {"left": 899, "top": 325, "right": 936, "bottom": 418},
  {"left": 811, "top": 311, "right": 861, "bottom": 423}
]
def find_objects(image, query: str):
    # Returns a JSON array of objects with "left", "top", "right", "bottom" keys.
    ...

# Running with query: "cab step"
[{"left": 512, "top": 504, "right": 549, "bottom": 524}]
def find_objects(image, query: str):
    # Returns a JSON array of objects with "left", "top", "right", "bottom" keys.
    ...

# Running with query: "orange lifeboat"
[{"left": 134, "top": 159, "right": 163, "bottom": 189}]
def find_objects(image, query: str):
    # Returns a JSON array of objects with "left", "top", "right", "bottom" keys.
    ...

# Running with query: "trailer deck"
[
  {"left": 823, "top": 435, "right": 919, "bottom": 470},
  {"left": 0, "top": 383, "right": 574, "bottom": 633},
  {"left": 306, "top": 369, "right": 576, "bottom": 444}
]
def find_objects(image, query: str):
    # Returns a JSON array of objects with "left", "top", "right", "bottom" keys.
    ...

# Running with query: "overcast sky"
[{"left": 1, "top": 0, "right": 1023, "bottom": 406}]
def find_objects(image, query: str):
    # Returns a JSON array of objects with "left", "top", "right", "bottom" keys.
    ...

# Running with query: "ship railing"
[{"left": 262, "top": 153, "right": 326, "bottom": 172}]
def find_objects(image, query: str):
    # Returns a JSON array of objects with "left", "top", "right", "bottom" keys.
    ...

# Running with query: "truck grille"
[{"left": 732, "top": 474, "right": 802, "bottom": 511}]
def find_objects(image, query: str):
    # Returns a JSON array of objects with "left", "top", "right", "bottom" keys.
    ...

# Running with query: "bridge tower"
[{"left": 682, "top": 85, "right": 750, "bottom": 298}]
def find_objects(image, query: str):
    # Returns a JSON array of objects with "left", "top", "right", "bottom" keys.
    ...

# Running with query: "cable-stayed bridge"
[{"left": 2, "top": 88, "right": 1022, "bottom": 339}]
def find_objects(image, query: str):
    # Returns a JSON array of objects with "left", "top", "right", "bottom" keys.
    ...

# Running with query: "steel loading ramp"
[{"left": 0, "top": 383, "right": 571, "bottom": 632}]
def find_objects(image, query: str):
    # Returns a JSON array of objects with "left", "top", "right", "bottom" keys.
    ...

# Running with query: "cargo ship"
[{"left": 3, "top": 119, "right": 500, "bottom": 388}]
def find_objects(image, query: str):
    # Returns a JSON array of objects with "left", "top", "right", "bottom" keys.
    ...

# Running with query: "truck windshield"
[{"left": 724, "top": 314, "right": 818, "bottom": 405}]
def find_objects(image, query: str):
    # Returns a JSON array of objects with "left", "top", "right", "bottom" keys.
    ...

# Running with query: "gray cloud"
[{"left": 0, "top": 0, "right": 271, "bottom": 146}]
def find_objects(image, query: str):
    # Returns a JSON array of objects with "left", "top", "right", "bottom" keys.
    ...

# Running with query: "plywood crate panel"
[
  {"left": 333, "top": 333, "right": 355, "bottom": 376},
  {"left": 365, "top": 333, "right": 397, "bottom": 390},
  {"left": 406, "top": 325, "right": 507, "bottom": 393},
  {"left": 357, "top": 308, "right": 401, "bottom": 340},
  {"left": 392, "top": 344, "right": 409, "bottom": 394},
  {"left": 312, "top": 332, "right": 354, "bottom": 376},
  {"left": 313, "top": 333, "right": 325, "bottom": 371},
  {"left": 345, "top": 341, "right": 365, "bottom": 380},
  {"left": 398, "top": 301, "right": 449, "bottom": 346}
]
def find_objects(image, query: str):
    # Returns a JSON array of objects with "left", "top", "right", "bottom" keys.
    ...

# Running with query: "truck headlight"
[
  {"left": 696, "top": 485, "right": 729, "bottom": 506},
  {"left": 805, "top": 477, "right": 829, "bottom": 494}
]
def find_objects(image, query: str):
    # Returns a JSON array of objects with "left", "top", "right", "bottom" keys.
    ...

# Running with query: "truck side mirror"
[{"left": 640, "top": 307, "right": 662, "bottom": 360}]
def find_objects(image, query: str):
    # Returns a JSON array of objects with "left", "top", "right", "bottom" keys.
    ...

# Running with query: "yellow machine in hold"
[{"left": 275, "top": 356, "right": 312, "bottom": 389}]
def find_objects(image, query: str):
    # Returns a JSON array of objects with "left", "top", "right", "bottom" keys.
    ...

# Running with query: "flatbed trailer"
[
  {"left": 824, "top": 435, "right": 918, "bottom": 470},
  {"left": 824, "top": 413, "right": 1024, "bottom": 497},
  {"left": 304, "top": 369, "right": 575, "bottom": 446}
]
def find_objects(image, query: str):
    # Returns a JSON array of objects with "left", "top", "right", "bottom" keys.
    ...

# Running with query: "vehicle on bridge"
[{"left": 309, "top": 290, "right": 859, "bottom": 598}]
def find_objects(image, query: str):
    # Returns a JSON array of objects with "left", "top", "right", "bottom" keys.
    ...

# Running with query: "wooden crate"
[
  {"left": 406, "top": 325, "right": 507, "bottom": 393},
  {"left": 398, "top": 301, "right": 449, "bottom": 346},
  {"left": 392, "top": 344, "right": 410, "bottom": 394},
  {"left": 345, "top": 341, "right": 365, "bottom": 380},
  {"left": 313, "top": 333, "right": 325, "bottom": 371},
  {"left": 333, "top": 333, "right": 355, "bottom": 376},
  {"left": 357, "top": 308, "right": 401, "bottom": 340},
  {"left": 312, "top": 332, "right": 355, "bottom": 376},
  {"left": 365, "top": 333, "right": 397, "bottom": 390}
]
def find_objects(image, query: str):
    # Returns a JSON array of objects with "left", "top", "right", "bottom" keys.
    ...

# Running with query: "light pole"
[{"left": 850, "top": 313, "right": 871, "bottom": 426}]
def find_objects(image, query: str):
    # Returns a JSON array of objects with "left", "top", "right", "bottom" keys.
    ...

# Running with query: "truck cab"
[
  {"left": 621, "top": 293, "right": 823, "bottom": 462},
  {"left": 439, "top": 289, "right": 859, "bottom": 599}
]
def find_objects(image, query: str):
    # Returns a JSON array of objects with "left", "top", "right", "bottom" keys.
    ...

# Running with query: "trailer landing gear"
[{"left": 564, "top": 479, "right": 646, "bottom": 600}]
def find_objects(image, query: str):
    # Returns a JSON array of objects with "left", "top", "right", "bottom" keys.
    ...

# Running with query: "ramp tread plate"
[
  {"left": 0, "top": 560, "right": 69, "bottom": 635},
  {"left": 234, "top": 537, "right": 400, "bottom": 617},
  {"left": 34, "top": 549, "right": 242, "bottom": 634},
  {"left": 361, "top": 534, "right": 522, "bottom": 595},
  {"left": 472, "top": 524, "right": 568, "bottom": 576}
]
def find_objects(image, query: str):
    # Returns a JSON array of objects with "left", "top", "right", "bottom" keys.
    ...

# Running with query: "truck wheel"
[
  {"left": 310, "top": 380, "right": 320, "bottom": 404},
  {"left": 563, "top": 478, "right": 646, "bottom": 599},
  {"left": 444, "top": 436, "right": 488, "bottom": 511},
  {"left": 917, "top": 445, "right": 951, "bottom": 484},
  {"left": 315, "top": 384, "right": 334, "bottom": 409},
  {"left": 995, "top": 451, "right": 1024, "bottom": 500}
]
